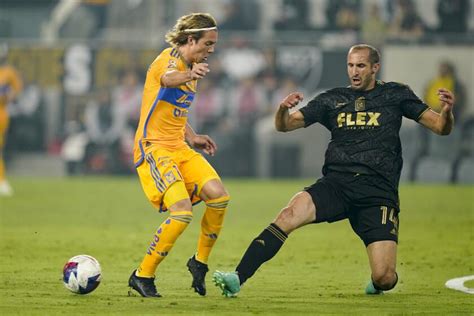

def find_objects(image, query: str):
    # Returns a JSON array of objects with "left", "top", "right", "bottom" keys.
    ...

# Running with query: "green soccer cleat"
[
  {"left": 365, "top": 281, "right": 384, "bottom": 295},
  {"left": 212, "top": 271, "right": 240, "bottom": 298}
]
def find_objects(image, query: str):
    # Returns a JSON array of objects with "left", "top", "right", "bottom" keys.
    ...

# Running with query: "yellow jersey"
[
  {"left": 0, "top": 64, "right": 23, "bottom": 109},
  {"left": 133, "top": 47, "right": 197, "bottom": 167}
]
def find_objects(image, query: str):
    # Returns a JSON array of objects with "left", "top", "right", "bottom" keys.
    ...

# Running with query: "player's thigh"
[
  {"left": 178, "top": 149, "right": 221, "bottom": 203},
  {"left": 348, "top": 204, "right": 400, "bottom": 247},
  {"left": 273, "top": 191, "right": 316, "bottom": 234},
  {"left": 136, "top": 151, "right": 190, "bottom": 211}
]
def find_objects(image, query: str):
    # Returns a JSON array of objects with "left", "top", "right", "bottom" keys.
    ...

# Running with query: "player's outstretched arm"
[
  {"left": 418, "top": 88, "right": 455, "bottom": 135},
  {"left": 185, "top": 123, "right": 217, "bottom": 156},
  {"left": 161, "top": 63, "right": 210, "bottom": 87},
  {"left": 275, "top": 92, "right": 305, "bottom": 132}
]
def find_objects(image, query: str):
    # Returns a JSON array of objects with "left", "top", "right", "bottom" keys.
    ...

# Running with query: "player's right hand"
[
  {"left": 190, "top": 63, "right": 210, "bottom": 79},
  {"left": 280, "top": 92, "right": 304, "bottom": 109}
]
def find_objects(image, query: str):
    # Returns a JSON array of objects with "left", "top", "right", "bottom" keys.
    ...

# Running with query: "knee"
[
  {"left": 274, "top": 206, "right": 297, "bottom": 234},
  {"left": 205, "top": 194, "right": 230, "bottom": 211},
  {"left": 372, "top": 269, "right": 398, "bottom": 290},
  {"left": 170, "top": 198, "right": 193, "bottom": 212}
]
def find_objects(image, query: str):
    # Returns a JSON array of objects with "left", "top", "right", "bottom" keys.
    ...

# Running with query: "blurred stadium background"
[{"left": 1, "top": 0, "right": 473, "bottom": 183}]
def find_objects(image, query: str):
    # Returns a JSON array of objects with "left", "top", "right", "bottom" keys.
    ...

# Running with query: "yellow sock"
[
  {"left": 0, "top": 156, "right": 5, "bottom": 181},
  {"left": 196, "top": 195, "right": 230, "bottom": 264},
  {"left": 137, "top": 210, "right": 193, "bottom": 277}
]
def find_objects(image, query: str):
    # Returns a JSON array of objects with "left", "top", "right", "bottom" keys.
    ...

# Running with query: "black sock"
[{"left": 235, "top": 223, "right": 288, "bottom": 285}]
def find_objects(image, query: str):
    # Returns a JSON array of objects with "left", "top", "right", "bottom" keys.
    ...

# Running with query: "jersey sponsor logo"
[
  {"left": 337, "top": 112, "right": 381, "bottom": 128},
  {"left": 355, "top": 97, "right": 366, "bottom": 111},
  {"left": 157, "top": 87, "right": 195, "bottom": 108},
  {"left": 177, "top": 93, "right": 192, "bottom": 106},
  {"left": 173, "top": 107, "right": 188, "bottom": 118}
]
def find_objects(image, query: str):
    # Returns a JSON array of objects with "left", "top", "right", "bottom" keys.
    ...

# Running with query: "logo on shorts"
[{"left": 164, "top": 171, "right": 176, "bottom": 183}]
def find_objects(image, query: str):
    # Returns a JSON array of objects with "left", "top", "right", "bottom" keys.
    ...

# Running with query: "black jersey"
[{"left": 299, "top": 81, "right": 429, "bottom": 190}]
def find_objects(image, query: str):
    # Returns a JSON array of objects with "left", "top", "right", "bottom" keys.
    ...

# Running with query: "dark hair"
[
  {"left": 165, "top": 13, "right": 217, "bottom": 47},
  {"left": 349, "top": 44, "right": 380, "bottom": 65}
]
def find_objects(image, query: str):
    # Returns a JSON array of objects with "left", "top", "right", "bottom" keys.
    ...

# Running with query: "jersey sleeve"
[
  {"left": 299, "top": 92, "right": 329, "bottom": 127},
  {"left": 151, "top": 50, "right": 180, "bottom": 83},
  {"left": 398, "top": 85, "right": 429, "bottom": 121}
]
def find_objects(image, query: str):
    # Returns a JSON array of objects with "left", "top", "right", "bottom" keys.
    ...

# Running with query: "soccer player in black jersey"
[{"left": 213, "top": 44, "right": 455, "bottom": 297}]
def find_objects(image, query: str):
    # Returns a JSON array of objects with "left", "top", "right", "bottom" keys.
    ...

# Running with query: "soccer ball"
[{"left": 63, "top": 255, "right": 102, "bottom": 294}]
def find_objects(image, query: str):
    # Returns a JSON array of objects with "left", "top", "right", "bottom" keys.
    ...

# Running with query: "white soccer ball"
[{"left": 63, "top": 255, "right": 102, "bottom": 294}]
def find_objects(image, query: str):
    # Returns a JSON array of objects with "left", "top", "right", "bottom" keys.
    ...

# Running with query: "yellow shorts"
[
  {"left": 136, "top": 146, "right": 220, "bottom": 212},
  {"left": 0, "top": 107, "right": 9, "bottom": 149}
]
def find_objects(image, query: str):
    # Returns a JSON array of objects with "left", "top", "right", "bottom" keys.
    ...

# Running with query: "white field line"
[{"left": 445, "top": 275, "right": 474, "bottom": 294}]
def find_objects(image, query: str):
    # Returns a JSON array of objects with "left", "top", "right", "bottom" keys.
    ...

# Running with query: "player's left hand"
[
  {"left": 437, "top": 88, "right": 455, "bottom": 113},
  {"left": 190, "top": 134, "right": 217, "bottom": 156}
]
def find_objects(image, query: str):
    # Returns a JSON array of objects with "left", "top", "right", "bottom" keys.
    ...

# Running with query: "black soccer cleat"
[
  {"left": 128, "top": 270, "right": 162, "bottom": 297},
  {"left": 186, "top": 255, "right": 209, "bottom": 296}
]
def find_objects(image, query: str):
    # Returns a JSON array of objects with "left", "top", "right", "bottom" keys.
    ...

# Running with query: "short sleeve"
[
  {"left": 151, "top": 51, "right": 179, "bottom": 82},
  {"left": 399, "top": 85, "right": 429, "bottom": 121},
  {"left": 299, "top": 93, "right": 329, "bottom": 127}
]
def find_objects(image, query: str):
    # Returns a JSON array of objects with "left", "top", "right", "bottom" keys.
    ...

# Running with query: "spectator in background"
[
  {"left": 230, "top": 77, "right": 267, "bottom": 126},
  {"left": 361, "top": 3, "right": 387, "bottom": 46},
  {"left": 111, "top": 69, "right": 142, "bottom": 129},
  {"left": 0, "top": 44, "right": 22, "bottom": 196},
  {"left": 424, "top": 61, "right": 466, "bottom": 123},
  {"left": 60, "top": 0, "right": 110, "bottom": 39},
  {"left": 219, "top": 0, "right": 260, "bottom": 31},
  {"left": 259, "top": 70, "right": 279, "bottom": 117},
  {"left": 7, "top": 77, "right": 43, "bottom": 152},
  {"left": 77, "top": 88, "right": 128, "bottom": 174},
  {"left": 192, "top": 78, "right": 225, "bottom": 134},
  {"left": 111, "top": 69, "right": 142, "bottom": 172},
  {"left": 274, "top": 0, "right": 310, "bottom": 30},
  {"left": 388, "top": 0, "right": 425, "bottom": 41},
  {"left": 437, "top": 0, "right": 470, "bottom": 34},
  {"left": 272, "top": 76, "right": 303, "bottom": 110},
  {"left": 219, "top": 36, "right": 266, "bottom": 81},
  {"left": 326, "top": 0, "right": 360, "bottom": 31}
]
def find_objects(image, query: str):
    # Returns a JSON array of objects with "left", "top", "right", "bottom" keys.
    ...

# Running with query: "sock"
[
  {"left": 137, "top": 210, "right": 193, "bottom": 277},
  {"left": 196, "top": 195, "right": 229, "bottom": 264},
  {"left": 0, "top": 154, "right": 5, "bottom": 182},
  {"left": 236, "top": 223, "right": 288, "bottom": 285}
]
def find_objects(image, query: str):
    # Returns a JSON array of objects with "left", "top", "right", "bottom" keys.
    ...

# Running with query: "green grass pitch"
[{"left": 1, "top": 177, "right": 473, "bottom": 315}]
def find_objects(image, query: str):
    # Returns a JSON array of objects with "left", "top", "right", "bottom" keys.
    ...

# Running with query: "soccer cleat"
[
  {"left": 212, "top": 271, "right": 240, "bottom": 298},
  {"left": 128, "top": 270, "right": 162, "bottom": 297},
  {"left": 365, "top": 281, "right": 384, "bottom": 295},
  {"left": 186, "top": 255, "right": 209, "bottom": 296}
]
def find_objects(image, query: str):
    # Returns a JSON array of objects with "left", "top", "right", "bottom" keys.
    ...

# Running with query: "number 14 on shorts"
[{"left": 381, "top": 206, "right": 399, "bottom": 236}]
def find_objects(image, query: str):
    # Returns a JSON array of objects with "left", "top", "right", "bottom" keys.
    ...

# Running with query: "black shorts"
[{"left": 304, "top": 171, "right": 400, "bottom": 246}]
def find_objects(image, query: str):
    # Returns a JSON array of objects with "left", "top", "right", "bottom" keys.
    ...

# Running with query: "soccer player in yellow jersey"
[
  {"left": 0, "top": 44, "right": 22, "bottom": 197},
  {"left": 128, "top": 13, "right": 230, "bottom": 298}
]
